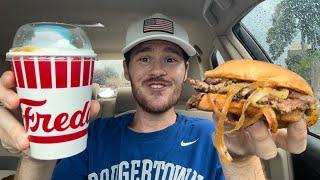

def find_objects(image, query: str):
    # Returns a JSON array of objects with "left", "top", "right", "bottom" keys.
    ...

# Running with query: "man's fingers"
[
  {"left": 0, "top": 90, "right": 20, "bottom": 109},
  {"left": 272, "top": 120, "right": 307, "bottom": 154},
  {"left": 286, "top": 120, "right": 307, "bottom": 153},
  {"left": 89, "top": 100, "right": 100, "bottom": 121},
  {"left": 0, "top": 71, "right": 16, "bottom": 89},
  {"left": 0, "top": 108, "right": 29, "bottom": 150},
  {"left": 0, "top": 71, "right": 20, "bottom": 109},
  {"left": 272, "top": 129, "right": 288, "bottom": 150},
  {"left": 247, "top": 121, "right": 277, "bottom": 160},
  {"left": 211, "top": 113, "right": 234, "bottom": 130}
]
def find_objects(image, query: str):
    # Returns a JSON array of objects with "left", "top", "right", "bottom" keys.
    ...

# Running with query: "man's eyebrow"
[
  {"left": 132, "top": 47, "right": 153, "bottom": 55},
  {"left": 164, "top": 47, "right": 183, "bottom": 57}
]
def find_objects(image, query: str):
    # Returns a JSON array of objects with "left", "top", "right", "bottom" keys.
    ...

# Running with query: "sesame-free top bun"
[{"left": 204, "top": 59, "right": 313, "bottom": 96}]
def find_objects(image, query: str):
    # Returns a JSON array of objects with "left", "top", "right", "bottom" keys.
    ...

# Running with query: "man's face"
[{"left": 123, "top": 40, "right": 189, "bottom": 114}]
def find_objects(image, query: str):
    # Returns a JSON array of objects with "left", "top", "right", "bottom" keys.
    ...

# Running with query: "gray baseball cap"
[{"left": 122, "top": 13, "right": 196, "bottom": 57}]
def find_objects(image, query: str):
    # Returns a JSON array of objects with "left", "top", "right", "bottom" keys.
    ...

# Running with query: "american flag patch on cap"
[{"left": 143, "top": 18, "right": 174, "bottom": 34}]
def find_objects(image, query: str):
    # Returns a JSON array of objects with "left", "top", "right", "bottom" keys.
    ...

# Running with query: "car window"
[
  {"left": 215, "top": 50, "right": 225, "bottom": 65},
  {"left": 93, "top": 60, "right": 130, "bottom": 98},
  {"left": 211, "top": 50, "right": 225, "bottom": 67},
  {"left": 241, "top": 0, "right": 320, "bottom": 136}
]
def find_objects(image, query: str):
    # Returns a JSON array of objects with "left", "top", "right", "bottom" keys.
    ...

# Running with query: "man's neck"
[{"left": 129, "top": 106, "right": 177, "bottom": 133}]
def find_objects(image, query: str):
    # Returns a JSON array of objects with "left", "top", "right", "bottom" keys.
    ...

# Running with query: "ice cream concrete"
[{"left": 6, "top": 23, "right": 96, "bottom": 160}]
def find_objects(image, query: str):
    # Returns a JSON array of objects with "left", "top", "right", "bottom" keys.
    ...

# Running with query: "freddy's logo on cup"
[{"left": 21, "top": 98, "right": 90, "bottom": 144}]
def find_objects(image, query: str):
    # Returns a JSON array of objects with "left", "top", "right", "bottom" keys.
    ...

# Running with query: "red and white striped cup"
[{"left": 7, "top": 55, "right": 95, "bottom": 159}]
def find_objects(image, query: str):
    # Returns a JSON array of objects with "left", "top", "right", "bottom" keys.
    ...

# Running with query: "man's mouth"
[
  {"left": 147, "top": 82, "right": 170, "bottom": 90},
  {"left": 150, "top": 84, "right": 165, "bottom": 89},
  {"left": 142, "top": 76, "right": 173, "bottom": 91},
  {"left": 142, "top": 78, "right": 171, "bottom": 90}
]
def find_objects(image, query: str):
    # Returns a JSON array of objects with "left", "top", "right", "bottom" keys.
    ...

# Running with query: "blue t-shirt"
[{"left": 52, "top": 113, "right": 224, "bottom": 180}]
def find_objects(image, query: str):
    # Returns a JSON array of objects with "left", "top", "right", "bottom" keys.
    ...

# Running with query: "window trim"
[
  {"left": 232, "top": 22, "right": 271, "bottom": 63},
  {"left": 308, "top": 128, "right": 320, "bottom": 139}
]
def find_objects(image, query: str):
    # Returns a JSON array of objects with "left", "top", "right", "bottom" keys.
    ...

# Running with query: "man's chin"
[
  {"left": 131, "top": 83, "right": 182, "bottom": 114},
  {"left": 139, "top": 103, "right": 174, "bottom": 114}
]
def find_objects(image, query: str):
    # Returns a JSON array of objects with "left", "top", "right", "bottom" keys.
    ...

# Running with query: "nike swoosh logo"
[{"left": 180, "top": 138, "right": 199, "bottom": 147}]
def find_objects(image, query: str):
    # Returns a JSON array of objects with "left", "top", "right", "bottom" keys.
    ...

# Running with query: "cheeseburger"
[{"left": 187, "top": 59, "right": 318, "bottom": 163}]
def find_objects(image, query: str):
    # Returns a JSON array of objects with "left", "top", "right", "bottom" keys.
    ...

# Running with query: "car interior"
[{"left": 1, "top": 0, "right": 319, "bottom": 179}]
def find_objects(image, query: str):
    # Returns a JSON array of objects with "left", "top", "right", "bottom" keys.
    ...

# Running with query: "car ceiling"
[{"left": 0, "top": 0, "right": 261, "bottom": 61}]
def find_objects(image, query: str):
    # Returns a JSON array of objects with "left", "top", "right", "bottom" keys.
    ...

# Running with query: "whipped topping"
[
  {"left": 7, "top": 47, "right": 96, "bottom": 57},
  {"left": 7, "top": 24, "right": 96, "bottom": 57}
]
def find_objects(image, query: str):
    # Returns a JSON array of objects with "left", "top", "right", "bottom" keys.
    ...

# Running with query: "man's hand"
[
  {"left": 0, "top": 70, "right": 101, "bottom": 156},
  {"left": 212, "top": 114, "right": 307, "bottom": 160}
]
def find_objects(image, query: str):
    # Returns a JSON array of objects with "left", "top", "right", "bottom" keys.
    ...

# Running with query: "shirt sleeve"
[{"left": 51, "top": 148, "right": 89, "bottom": 180}]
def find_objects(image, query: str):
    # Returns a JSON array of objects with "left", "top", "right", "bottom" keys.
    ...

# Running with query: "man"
[{"left": 0, "top": 13, "right": 307, "bottom": 180}]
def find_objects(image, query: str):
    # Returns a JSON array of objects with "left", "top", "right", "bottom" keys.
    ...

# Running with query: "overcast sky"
[{"left": 241, "top": 0, "right": 290, "bottom": 66}]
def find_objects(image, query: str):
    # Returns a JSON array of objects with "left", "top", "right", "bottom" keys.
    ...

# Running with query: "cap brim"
[{"left": 121, "top": 34, "right": 196, "bottom": 57}]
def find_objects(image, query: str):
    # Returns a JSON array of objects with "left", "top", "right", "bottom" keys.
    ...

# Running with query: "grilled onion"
[
  {"left": 212, "top": 84, "right": 300, "bottom": 163},
  {"left": 306, "top": 109, "right": 319, "bottom": 127},
  {"left": 262, "top": 107, "right": 278, "bottom": 133},
  {"left": 212, "top": 84, "right": 249, "bottom": 163}
]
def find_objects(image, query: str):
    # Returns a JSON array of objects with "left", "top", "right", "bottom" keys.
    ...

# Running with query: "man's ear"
[
  {"left": 123, "top": 60, "right": 130, "bottom": 81},
  {"left": 183, "top": 61, "right": 189, "bottom": 82}
]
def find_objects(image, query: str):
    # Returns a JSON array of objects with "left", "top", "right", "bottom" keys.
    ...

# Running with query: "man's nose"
[{"left": 149, "top": 60, "right": 167, "bottom": 76}]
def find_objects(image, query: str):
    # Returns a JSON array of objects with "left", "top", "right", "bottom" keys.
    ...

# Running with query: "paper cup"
[{"left": 7, "top": 55, "right": 95, "bottom": 160}]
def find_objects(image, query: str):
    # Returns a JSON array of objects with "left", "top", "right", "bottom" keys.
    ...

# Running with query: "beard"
[{"left": 130, "top": 75, "right": 183, "bottom": 114}]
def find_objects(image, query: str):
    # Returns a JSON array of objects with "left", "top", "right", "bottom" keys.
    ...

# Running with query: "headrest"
[
  {"left": 114, "top": 87, "right": 136, "bottom": 115},
  {"left": 92, "top": 83, "right": 100, "bottom": 100},
  {"left": 180, "top": 56, "right": 203, "bottom": 102}
]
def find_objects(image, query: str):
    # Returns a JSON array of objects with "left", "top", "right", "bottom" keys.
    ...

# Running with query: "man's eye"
[
  {"left": 165, "top": 57, "right": 176, "bottom": 63},
  {"left": 140, "top": 57, "right": 150, "bottom": 63}
]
